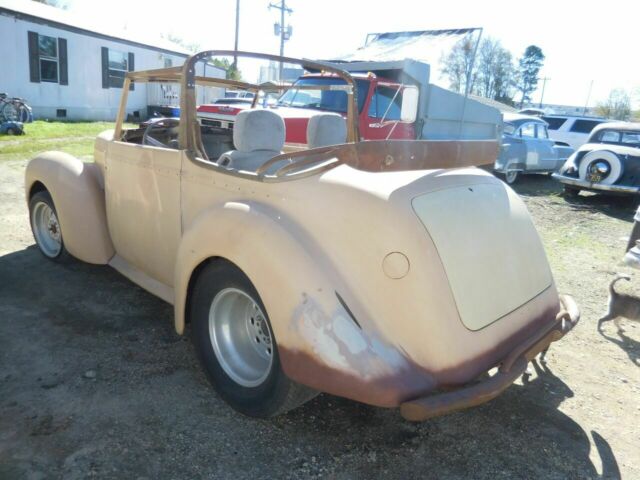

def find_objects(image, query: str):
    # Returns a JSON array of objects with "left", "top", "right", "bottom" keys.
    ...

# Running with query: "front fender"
[
  {"left": 25, "top": 151, "right": 114, "bottom": 264},
  {"left": 174, "top": 201, "right": 435, "bottom": 407}
]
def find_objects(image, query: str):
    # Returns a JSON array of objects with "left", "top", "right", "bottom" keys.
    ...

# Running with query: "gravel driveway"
[{"left": 1, "top": 160, "right": 638, "bottom": 479}]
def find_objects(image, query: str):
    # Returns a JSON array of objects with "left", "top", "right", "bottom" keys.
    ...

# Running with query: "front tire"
[
  {"left": 190, "top": 260, "right": 316, "bottom": 418},
  {"left": 28, "top": 190, "right": 72, "bottom": 262}
]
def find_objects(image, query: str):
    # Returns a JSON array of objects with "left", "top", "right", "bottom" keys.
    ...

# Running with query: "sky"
[{"left": 63, "top": 0, "right": 639, "bottom": 109}]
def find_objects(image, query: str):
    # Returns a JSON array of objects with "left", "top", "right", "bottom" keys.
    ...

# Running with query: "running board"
[{"left": 109, "top": 254, "right": 174, "bottom": 304}]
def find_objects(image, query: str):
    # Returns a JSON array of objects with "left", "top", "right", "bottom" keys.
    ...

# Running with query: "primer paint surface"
[{"left": 412, "top": 184, "right": 552, "bottom": 330}]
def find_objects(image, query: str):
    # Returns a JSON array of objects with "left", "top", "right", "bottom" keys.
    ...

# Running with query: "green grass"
[{"left": 0, "top": 121, "right": 136, "bottom": 161}]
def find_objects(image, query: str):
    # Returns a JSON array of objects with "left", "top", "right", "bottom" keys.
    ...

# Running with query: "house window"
[
  {"left": 108, "top": 49, "right": 128, "bottom": 88},
  {"left": 38, "top": 35, "right": 58, "bottom": 82},
  {"left": 28, "top": 31, "right": 68, "bottom": 85},
  {"left": 164, "top": 58, "right": 173, "bottom": 68},
  {"left": 102, "top": 47, "right": 134, "bottom": 89}
]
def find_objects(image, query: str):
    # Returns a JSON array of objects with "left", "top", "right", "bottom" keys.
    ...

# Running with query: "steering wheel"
[{"left": 142, "top": 118, "right": 180, "bottom": 148}]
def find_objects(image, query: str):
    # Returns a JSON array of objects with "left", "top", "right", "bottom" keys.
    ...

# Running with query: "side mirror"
[{"left": 400, "top": 86, "right": 419, "bottom": 123}]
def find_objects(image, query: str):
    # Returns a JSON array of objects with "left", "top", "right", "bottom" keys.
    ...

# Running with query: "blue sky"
[{"left": 65, "top": 0, "right": 639, "bottom": 109}]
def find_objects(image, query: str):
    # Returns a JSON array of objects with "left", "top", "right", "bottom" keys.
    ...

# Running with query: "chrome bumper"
[{"left": 552, "top": 173, "right": 640, "bottom": 194}]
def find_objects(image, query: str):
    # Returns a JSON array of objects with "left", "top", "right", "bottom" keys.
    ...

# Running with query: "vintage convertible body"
[{"left": 25, "top": 51, "right": 579, "bottom": 421}]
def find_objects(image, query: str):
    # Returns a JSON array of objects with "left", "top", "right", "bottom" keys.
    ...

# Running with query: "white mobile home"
[{"left": 0, "top": 0, "right": 224, "bottom": 120}]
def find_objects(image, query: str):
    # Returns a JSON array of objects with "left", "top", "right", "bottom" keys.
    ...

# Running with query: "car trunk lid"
[{"left": 412, "top": 183, "right": 552, "bottom": 331}]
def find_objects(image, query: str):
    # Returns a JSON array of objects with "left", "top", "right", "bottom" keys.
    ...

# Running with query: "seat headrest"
[
  {"left": 307, "top": 113, "right": 347, "bottom": 149},
  {"left": 234, "top": 109, "right": 285, "bottom": 152}
]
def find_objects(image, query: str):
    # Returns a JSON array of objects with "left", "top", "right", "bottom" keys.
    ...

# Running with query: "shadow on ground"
[
  {"left": 0, "top": 246, "right": 622, "bottom": 479},
  {"left": 508, "top": 174, "right": 637, "bottom": 222},
  {"left": 598, "top": 318, "right": 640, "bottom": 367}
]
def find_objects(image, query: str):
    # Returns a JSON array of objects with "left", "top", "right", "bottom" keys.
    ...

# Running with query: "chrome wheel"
[
  {"left": 208, "top": 288, "right": 274, "bottom": 387},
  {"left": 31, "top": 201, "right": 62, "bottom": 258},
  {"left": 505, "top": 169, "right": 519, "bottom": 184}
]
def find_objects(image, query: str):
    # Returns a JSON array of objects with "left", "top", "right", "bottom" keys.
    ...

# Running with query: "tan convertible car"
[{"left": 24, "top": 51, "right": 579, "bottom": 421}]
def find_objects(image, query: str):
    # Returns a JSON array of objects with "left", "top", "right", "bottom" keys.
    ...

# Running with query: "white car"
[{"left": 541, "top": 115, "right": 611, "bottom": 150}]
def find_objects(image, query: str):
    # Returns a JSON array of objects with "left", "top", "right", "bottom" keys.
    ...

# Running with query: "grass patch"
[{"left": 0, "top": 120, "right": 136, "bottom": 161}]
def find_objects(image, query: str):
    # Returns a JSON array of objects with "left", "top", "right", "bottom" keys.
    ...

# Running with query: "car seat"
[
  {"left": 218, "top": 109, "right": 285, "bottom": 172},
  {"left": 306, "top": 113, "right": 347, "bottom": 149}
]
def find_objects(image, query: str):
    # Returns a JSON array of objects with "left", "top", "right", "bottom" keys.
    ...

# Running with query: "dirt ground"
[{"left": 1, "top": 159, "right": 639, "bottom": 479}]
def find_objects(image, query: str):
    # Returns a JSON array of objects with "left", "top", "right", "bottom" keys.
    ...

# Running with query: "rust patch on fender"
[{"left": 279, "top": 296, "right": 560, "bottom": 408}]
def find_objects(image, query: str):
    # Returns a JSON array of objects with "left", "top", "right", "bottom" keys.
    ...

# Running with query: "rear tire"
[
  {"left": 190, "top": 260, "right": 317, "bottom": 418},
  {"left": 563, "top": 185, "right": 581, "bottom": 198},
  {"left": 28, "top": 190, "right": 72, "bottom": 263}
]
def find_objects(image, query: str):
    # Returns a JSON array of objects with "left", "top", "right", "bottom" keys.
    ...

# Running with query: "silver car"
[{"left": 494, "top": 113, "right": 575, "bottom": 184}]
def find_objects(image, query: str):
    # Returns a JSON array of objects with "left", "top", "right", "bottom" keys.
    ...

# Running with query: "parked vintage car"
[
  {"left": 494, "top": 113, "right": 574, "bottom": 184},
  {"left": 24, "top": 50, "right": 579, "bottom": 421},
  {"left": 553, "top": 122, "right": 640, "bottom": 197}
]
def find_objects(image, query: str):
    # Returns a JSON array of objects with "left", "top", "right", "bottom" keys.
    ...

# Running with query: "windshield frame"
[{"left": 276, "top": 76, "right": 370, "bottom": 114}]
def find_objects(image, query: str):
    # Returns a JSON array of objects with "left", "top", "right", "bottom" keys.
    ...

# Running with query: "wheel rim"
[
  {"left": 505, "top": 170, "right": 518, "bottom": 184},
  {"left": 208, "top": 288, "right": 274, "bottom": 387},
  {"left": 32, "top": 201, "right": 62, "bottom": 258}
]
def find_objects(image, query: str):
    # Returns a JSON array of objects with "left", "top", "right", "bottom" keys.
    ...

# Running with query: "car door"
[
  {"left": 364, "top": 84, "right": 415, "bottom": 140},
  {"left": 518, "top": 122, "right": 539, "bottom": 169},
  {"left": 105, "top": 140, "right": 182, "bottom": 287},
  {"left": 534, "top": 123, "right": 558, "bottom": 169}
]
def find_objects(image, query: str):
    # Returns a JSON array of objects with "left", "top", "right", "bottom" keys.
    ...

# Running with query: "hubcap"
[
  {"left": 32, "top": 201, "right": 62, "bottom": 257},
  {"left": 208, "top": 288, "right": 273, "bottom": 387},
  {"left": 505, "top": 170, "right": 518, "bottom": 183}
]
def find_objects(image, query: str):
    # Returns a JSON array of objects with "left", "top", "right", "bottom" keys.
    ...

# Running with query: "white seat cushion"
[
  {"left": 234, "top": 109, "right": 285, "bottom": 152},
  {"left": 218, "top": 150, "right": 284, "bottom": 173},
  {"left": 307, "top": 113, "right": 347, "bottom": 149},
  {"left": 217, "top": 109, "right": 286, "bottom": 173}
]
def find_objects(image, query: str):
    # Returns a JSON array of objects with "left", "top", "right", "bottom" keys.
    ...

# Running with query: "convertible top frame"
[{"left": 113, "top": 49, "right": 499, "bottom": 182}]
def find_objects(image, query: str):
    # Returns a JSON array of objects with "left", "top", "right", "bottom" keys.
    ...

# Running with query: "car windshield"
[
  {"left": 277, "top": 77, "right": 370, "bottom": 113},
  {"left": 595, "top": 129, "right": 640, "bottom": 147}
]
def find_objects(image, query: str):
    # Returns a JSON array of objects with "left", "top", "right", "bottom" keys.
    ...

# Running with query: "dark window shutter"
[
  {"left": 58, "top": 38, "right": 68, "bottom": 85},
  {"left": 101, "top": 47, "right": 109, "bottom": 89},
  {"left": 28, "top": 31, "right": 40, "bottom": 83},
  {"left": 128, "top": 52, "right": 134, "bottom": 91}
]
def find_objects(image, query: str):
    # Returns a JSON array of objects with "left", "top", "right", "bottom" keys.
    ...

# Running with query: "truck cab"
[{"left": 198, "top": 72, "right": 416, "bottom": 146}]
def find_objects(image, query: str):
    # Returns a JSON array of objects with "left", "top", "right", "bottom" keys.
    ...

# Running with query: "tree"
[
  {"left": 474, "top": 37, "right": 516, "bottom": 103},
  {"left": 515, "top": 45, "right": 545, "bottom": 108},
  {"left": 595, "top": 89, "right": 632, "bottom": 120},
  {"left": 161, "top": 33, "right": 201, "bottom": 54},
  {"left": 31, "top": 0, "right": 68, "bottom": 8},
  {"left": 440, "top": 36, "right": 478, "bottom": 94},
  {"left": 162, "top": 34, "right": 242, "bottom": 81},
  {"left": 211, "top": 58, "right": 242, "bottom": 82}
]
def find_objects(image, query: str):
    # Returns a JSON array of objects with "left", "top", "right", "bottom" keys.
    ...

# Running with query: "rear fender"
[
  {"left": 25, "top": 151, "right": 115, "bottom": 264},
  {"left": 174, "top": 202, "right": 429, "bottom": 407}
]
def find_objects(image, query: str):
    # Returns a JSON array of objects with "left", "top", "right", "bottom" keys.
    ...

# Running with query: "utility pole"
[
  {"left": 583, "top": 80, "right": 594, "bottom": 115},
  {"left": 538, "top": 77, "right": 550, "bottom": 108},
  {"left": 268, "top": 0, "right": 292, "bottom": 82},
  {"left": 232, "top": 0, "right": 240, "bottom": 71}
]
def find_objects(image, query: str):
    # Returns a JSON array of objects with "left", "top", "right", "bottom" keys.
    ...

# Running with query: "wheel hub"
[
  {"left": 208, "top": 288, "right": 274, "bottom": 387},
  {"left": 32, "top": 201, "right": 62, "bottom": 257}
]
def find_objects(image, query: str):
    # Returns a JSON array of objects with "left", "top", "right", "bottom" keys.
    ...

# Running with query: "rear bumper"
[
  {"left": 552, "top": 173, "right": 640, "bottom": 194},
  {"left": 400, "top": 294, "right": 580, "bottom": 421}
]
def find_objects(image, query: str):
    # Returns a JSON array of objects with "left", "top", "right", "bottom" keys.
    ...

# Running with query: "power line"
[{"left": 268, "top": 0, "right": 292, "bottom": 81}]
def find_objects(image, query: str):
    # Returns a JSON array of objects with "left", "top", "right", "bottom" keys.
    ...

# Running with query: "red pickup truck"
[{"left": 198, "top": 72, "right": 417, "bottom": 145}]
